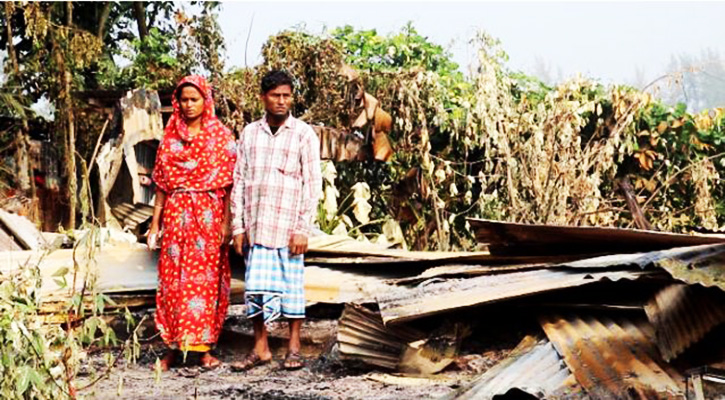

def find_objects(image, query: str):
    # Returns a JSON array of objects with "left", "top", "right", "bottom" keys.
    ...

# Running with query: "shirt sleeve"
[
  {"left": 230, "top": 128, "right": 247, "bottom": 236},
  {"left": 294, "top": 125, "right": 322, "bottom": 237}
]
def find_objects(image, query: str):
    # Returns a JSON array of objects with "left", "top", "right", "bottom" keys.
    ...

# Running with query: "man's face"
[{"left": 261, "top": 84, "right": 292, "bottom": 118}]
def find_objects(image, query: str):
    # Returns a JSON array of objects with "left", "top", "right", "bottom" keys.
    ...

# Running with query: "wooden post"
[
  {"left": 52, "top": 30, "right": 77, "bottom": 229},
  {"left": 65, "top": 69, "right": 77, "bottom": 229}
]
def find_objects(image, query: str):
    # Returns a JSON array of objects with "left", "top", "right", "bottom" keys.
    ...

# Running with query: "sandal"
[
  {"left": 200, "top": 352, "right": 221, "bottom": 370},
  {"left": 283, "top": 351, "right": 304, "bottom": 370},
  {"left": 230, "top": 352, "right": 271, "bottom": 372}
]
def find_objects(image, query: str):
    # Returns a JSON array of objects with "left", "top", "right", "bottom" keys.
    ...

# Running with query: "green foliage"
[
  {"left": 332, "top": 22, "right": 460, "bottom": 76},
  {"left": 0, "top": 240, "right": 138, "bottom": 399},
  {"left": 259, "top": 25, "right": 725, "bottom": 250},
  {"left": 126, "top": 27, "right": 180, "bottom": 90}
]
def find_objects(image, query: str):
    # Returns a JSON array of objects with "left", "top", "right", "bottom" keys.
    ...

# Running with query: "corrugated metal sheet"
[
  {"left": 2, "top": 245, "right": 393, "bottom": 307},
  {"left": 644, "top": 284, "right": 725, "bottom": 361},
  {"left": 0, "top": 209, "right": 46, "bottom": 250},
  {"left": 389, "top": 263, "right": 548, "bottom": 286},
  {"left": 308, "top": 234, "right": 488, "bottom": 261},
  {"left": 1, "top": 245, "right": 244, "bottom": 306},
  {"left": 304, "top": 265, "right": 398, "bottom": 304},
  {"left": 559, "top": 244, "right": 725, "bottom": 291},
  {"left": 307, "top": 234, "right": 581, "bottom": 266},
  {"left": 540, "top": 314, "right": 684, "bottom": 400},
  {"left": 111, "top": 202, "right": 154, "bottom": 232},
  {"left": 446, "top": 335, "right": 588, "bottom": 400},
  {"left": 0, "top": 225, "right": 23, "bottom": 251},
  {"left": 377, "top": 268, "right": 656, "bottom": 325},
  {"left": 337, "top": 304, "right": 424, "bottom": 370},
  {"left": 468, "top": 218, "right": 725, "bottom": 256}
]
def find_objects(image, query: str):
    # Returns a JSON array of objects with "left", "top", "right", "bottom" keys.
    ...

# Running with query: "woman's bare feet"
[
  {"left": 200, "top": 352, "right": 221, "bottom": 369},
  {"left": 156, "top": 350, "right": 177, "bottom": 371}
]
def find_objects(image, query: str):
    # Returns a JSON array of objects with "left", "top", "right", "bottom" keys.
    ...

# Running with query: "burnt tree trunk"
[
  {"left": 133, "top": 2, "right": 148, "bottom": 41},
  {"left": 617, "top": 176, "right": 653, "bottom": 231},
  {"left": 5, "top": 2, "right": 37, "bottom": 219}
]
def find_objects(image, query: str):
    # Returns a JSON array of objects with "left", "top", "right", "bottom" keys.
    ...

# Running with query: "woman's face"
[{"left": 178, "top": 85, "right": 204, "bottom": 121}]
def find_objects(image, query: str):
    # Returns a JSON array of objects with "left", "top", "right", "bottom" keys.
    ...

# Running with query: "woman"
[{"left": 147, "top": 75, "right": 237, "bottom": 370}]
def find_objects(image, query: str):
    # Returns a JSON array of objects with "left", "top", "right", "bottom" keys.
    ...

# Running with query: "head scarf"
[
  {"left": 152, "top": 75, "right": 237, "bottom": 192},
  {"left": 169, "top": 75, "right": 215, "bottom": 142}
]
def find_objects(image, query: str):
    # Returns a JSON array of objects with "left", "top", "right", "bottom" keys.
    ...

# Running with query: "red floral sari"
[{"left": 152, "top": 75, "right": 236, "bottom": 350}]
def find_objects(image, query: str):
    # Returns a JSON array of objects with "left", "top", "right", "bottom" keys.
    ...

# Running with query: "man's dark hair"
[{"left": 261, "top": 70, "right": 294, "bottom": 94}]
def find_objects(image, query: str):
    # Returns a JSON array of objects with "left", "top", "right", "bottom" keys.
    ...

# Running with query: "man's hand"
[
  {"left": 233, "top": 233, "right": 248, "bottom": 255},
  {"left": 220, "top": 223, "right": 232, "bottom": 246},
  {"left": 289, "top": 233, "right": 308, "bottom": 255}
]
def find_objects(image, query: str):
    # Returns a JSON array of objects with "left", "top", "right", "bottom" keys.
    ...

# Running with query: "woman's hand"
[{"left": 146, "top": 224, "right": 160, "bottom": 251}]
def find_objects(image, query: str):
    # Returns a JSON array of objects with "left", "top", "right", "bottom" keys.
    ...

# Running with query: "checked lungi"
[{"left": 244, "top": 244, "right": 305, "bottom": 324}]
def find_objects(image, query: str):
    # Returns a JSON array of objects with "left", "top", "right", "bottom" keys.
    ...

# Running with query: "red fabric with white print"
[{"left": 152, "top": 75, "right": 237, "bottom": 348}]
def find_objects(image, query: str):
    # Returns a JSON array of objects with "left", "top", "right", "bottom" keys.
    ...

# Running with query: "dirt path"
[{"left": 78, "top": 314, "right": 473, "bottom": 399}]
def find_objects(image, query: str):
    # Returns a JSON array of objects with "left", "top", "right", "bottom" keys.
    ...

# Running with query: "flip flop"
[
  {"left": 283, "top": 351, "right": 304, "bottom": 370},
  {"left": 230, "top": 352, "right": 271, "bottom": 372}
]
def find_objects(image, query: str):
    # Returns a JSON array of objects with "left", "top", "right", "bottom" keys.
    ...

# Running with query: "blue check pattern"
[{"left": 244, "top": 245, "right": 305, "bottom": 324}]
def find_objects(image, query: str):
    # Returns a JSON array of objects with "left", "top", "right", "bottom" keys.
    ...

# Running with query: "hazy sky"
[{"left": 216, "top": 1, "right": 725, "bottom": 88}]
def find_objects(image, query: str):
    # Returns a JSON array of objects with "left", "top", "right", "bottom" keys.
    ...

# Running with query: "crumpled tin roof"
[
  {"left": 446, "top": 334, "right": 588, "bottom": 400},
  {"left": 540, "top": 313, "right": 684, "bottom": 400},
  {"left": 376, "top": 268, "right": 656, "bottom": 324},
  {"left": 644, "top": 283, "right": 725, "bottom": 361},
  {"left": 558, "top": 244, "right": 725, "bottom": 291}
]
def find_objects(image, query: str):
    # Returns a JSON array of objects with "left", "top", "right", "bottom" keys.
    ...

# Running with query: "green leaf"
[
  {"left": 102, "top": 293, "right": 117, "bottom": 307},
  {"left": 16, "top": 366, "right": 31, "bottom": 395},
  {"left": 28, "top": 368, "right": 42, "bottom": 388},
  {"left": 95, "top": 295, "right": 105, "bottom": 314},
  {"left": 51, "top": 267, "right": 69, "bottom": 277}
]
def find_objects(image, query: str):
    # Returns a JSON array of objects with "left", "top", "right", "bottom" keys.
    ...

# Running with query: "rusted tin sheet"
[
  {"left": 337, "top": 304, "right": 424, "bottom": 370},
  {"left": 389, "top": 263, "right": 548, "bottom": 285},
  {"left": 560, "top": 244, "right": 725, "bottom": 291},
  {"left": 447, "top": 335, "right": 588, "bottom": 400},
  {"left": 540, "top": 314, "right": 684, "bottom": 399},
  {"left": 307, "top": 234, "right": 588, "bottom": 266},
  {"left": 644, "top": 284, "right": 725, "bottom": 361},
  {"left": 308, "top": 234, "right": 489, "bottom": 261},
  {"left": 469, "top": 218, "right": 725, "bottom": 256},
  {"left": 111, "top": 202, "right": 154, "bottom": 233},
  {"left": 304, "top": 265, "right": 398, "bottom": 304},
  {"left": 377, "top": 268, "right": 654, "bottom": 325}
]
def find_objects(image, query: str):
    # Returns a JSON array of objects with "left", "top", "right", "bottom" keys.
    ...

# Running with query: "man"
[{"left": 230, "top": 70, "right": 322, "bottom": 371}]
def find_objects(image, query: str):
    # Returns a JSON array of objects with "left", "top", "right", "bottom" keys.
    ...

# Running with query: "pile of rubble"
[
  {"left": 317, "top": 219, "right": 725, "bottom": 400},
  {"left": 2, "top": 211, "right": 725, "bottom": 399}
]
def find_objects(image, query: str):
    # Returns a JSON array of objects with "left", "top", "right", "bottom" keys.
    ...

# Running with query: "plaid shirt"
[{"left": 231, "top": 115, "right": 322, "bottom": 248}]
